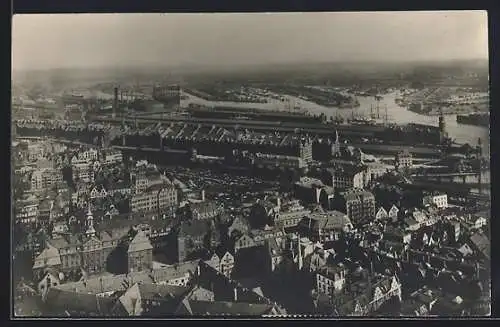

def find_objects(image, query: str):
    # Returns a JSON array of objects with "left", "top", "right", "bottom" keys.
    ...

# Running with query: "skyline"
[{"left": 12, "top": 11, "right": 489, "bottom": 71}]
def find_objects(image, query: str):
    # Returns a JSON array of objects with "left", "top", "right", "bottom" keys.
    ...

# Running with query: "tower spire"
[{"left": 86, "top": 204, "right": 96, "bottom": 237}]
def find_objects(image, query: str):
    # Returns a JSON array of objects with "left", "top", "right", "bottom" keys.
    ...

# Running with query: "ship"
[{"left": 456, "top": 113, "right": 489, "bottom": 127}]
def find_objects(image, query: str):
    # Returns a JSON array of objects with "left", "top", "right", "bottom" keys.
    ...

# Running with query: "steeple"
[{"left": 86, "top": 204, "right": 96, "bottom": 237}]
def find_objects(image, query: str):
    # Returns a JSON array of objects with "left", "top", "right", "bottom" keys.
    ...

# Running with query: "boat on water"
[{"left": 456, "top": 113, "right": 489, "bottom": 127}]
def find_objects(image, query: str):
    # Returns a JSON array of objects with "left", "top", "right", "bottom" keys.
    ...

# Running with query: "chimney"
[
  {"left": 233, "top": 287, "right": 238, "bottom": 302},
  {"left": 112, "top": 87, "right": 118, "bottom": 119}
]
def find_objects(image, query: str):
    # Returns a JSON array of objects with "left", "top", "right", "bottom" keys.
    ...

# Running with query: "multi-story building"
[
  {"left": 46, "top": 234, "right": 82, "bottom": 278},
  {"left": 323, "top": 165, "right": 365, "bottom": 191},
  {"left": 315, "top": 266, "right": 402, "bottom": 316},
  {"left": 299, "top": 138, "right": 314, "bottom": 163},
  {"left": 104, "top": 150, "right": 123, "bottom": 165},
  {"left": 205, "top": 249, "right": 235, "bottom": 278},
  {"left": 78, "top": 148, "right": 99, "bottom": 163},
  {"left": 15, "top": 197, "right": 39, "bottom": 224},
  {"left": 127, "top": 231, "right": 153, "bottom": 273},
  {"left": 316, "top": 263, "right": 349, "bottom": 295},
  {"left": 332, "top": 189, "right": 376, "bottom": 225},
  {"left": 33, "top": 208, "right": 153, "bottom": 280},
  {"left": 30, "top": 168, "right": 63, "bottom": 191},
  {"left": 395, "top": 150, "right": 413, "bottom": 170},
  {"left": 72, "top": 162, "right": 94, "bottom": 183},
  {"left": 298, "top": 211, "right": 353, "bottom": 242},
  {"left": 153, "top": 84, "right": 181, "bottom": 108},
  {"left": 274, "top": 200, "right": 310, "bottom": 229},
  {"left": 423, "top": 193, "right": 448, "bottom": 209},
  {"left": 177, "top": 220, "right": 212, "bottom": 263},
  {"left": 131, "top": 183, "right": 178, "bottom": 214}
]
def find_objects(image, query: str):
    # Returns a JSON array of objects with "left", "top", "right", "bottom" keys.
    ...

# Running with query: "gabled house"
[
  {"left": 118, "top": 283, "right": 191, "bottom": 316},
  {"left": 375, "top": 207, "right": 388, "bottom": 220},
  {"left": 33, "top": 244, "right": 62, "bottom": 281},
  {"left": 388, "top": 205, "right": 399, "bottom": 222},
  {"left": 38, "top": 270, "right": 62, "bottom": 297}
]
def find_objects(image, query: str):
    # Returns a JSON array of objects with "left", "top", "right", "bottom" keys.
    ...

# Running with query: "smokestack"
[
  {"left": 233, "top": 287, "right": 238, "bottom": 301},
  {"left": 201, "top": 189, "right": 206, "bottom": 202},
  {"left": 113, "top": 87, "right": 118, "bottom": 118}
]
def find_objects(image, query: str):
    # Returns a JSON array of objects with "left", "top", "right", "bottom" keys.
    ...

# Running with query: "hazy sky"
[{"left": 12, "top": 11, "right": 488, "bottom": 71}]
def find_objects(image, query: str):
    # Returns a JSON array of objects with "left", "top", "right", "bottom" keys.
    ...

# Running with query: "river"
[
  {"left": 85, "top": 88, "right": 490, "bottom": 155},
  {"left": 180, "top": 90, "right": 490, "bottom": 156}
]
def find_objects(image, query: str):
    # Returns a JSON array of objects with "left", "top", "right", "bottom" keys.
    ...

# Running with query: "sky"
[{"left": 12, "top": 11, "right": 489, "bottom": 71}]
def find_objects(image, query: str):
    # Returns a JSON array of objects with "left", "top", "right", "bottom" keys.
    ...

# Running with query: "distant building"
[
  {"left": 153, "top": 84, "right": 181, "bottom": 109},
  {"left": 187, "top": 201, "right": 224, "bottom": 221},
  {"left": 274, "top": 200, "right": 310, "bottom": 229},
  {"left": 15, "top": 197, "right": 39, "bottom": 224},
  {"left": 395, "top": 150, "right": 413, "bottom": 170},
  {"left": 104, "top": 150, "right": 123, "bottom": 165},
  {"left": 131, "top": 183, "right": 178, "bottom": 214},
  {"left": 298, "top": 210, "right": 353, "bottom": 242},
  {"left": 30, "top": 168, "right": 63, "bottom": 191},
  {"left": 423, "top": 193, "right": 448, "bottom": 209},
  {"left": 323, "top": 164, "right": 365, "bottom": 191},
  {"left": 315, "top": 266, "right": 402, "bottom": 316},
  {"left": 332, "top": 189, "right": 376, "bottom": 225},
  {"left": 316, "top": 263, "right": 349, "bottom": 295}
]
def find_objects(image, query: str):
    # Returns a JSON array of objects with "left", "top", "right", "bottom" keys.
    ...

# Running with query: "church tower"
[{"left": 85, "top": 205, "right": 96, "bottom": 238}]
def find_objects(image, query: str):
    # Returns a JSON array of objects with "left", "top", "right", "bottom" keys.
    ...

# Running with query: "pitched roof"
[
  {"left": 33, "top": 246, "right": 61, "bottom": 269},
  {"left": 469, "top": 233, "right": 490, "bottom": 259},
  {"left": 151, "top": 260, "right": 201, "bottom": 282},
  {"left": 137, "top": 283, "right": 190, "bottom": 301},
  {"left": 190, "top": 201, "right": 221, "bottom": 217},
  {"left": 43, "top": 288, "right": 116, "bottom": 316},
  {"left": 48, "top": 237, "right": 69, "bottom": 249},
  {"left": 56, "top": 270, "right": 155, "bottom": 295},
  {"left": 127, "top": 231, "right": 153, "bottom": 253},
  {"left": 178, "top": 300, "right": 274, "bottom": 316}
]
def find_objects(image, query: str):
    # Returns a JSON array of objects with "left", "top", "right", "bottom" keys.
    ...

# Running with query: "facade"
[
  {"left": 153, "top": 84, "right": 181, "bottom": 109},
  {"left": 334, "top": 189, "right": 376, "bottom": 225},
  {"left": 131, "top": 184, "right": 178, "bottom": 214},
  {"left": 316, "top": 263, "right": 349, "bottom": 295},
  {"left": 127, "top": 231, "right": 154, "bottom": 273},
  {"left": 324, "top": 165, "right": 365, "bottom": 191},
  {"left": 298, "top": 211, "right": 353, "bottom": 242},
  {"left": 375, "top": 207, "right": 389, "bottom": 220},
  {"left": 72, "top": 162, "right": 94, "bottom": 183},
  {"left": 188, "top": 201, "right": 223, "bottom": 220},
  {"left": 316, "top": 267, "right": 403, "bottom": 316},
  {"left": 395, "top": 150, "right": 413, "bottom": 169},
  {"left": 104, "top": 150, "right": 123, "bottom": 165},
  {"left": 423, "top": 193, "right": 448, "bottom": 209},
  {"left": 299, "top": 138, "right": 314, "bottom": 163},
  {"left": 274, "top": 200, "right": 310, "bottom": 229},
  {"left": 30, "top": 168, "right": 63, "bottom": 191},
  {"left": 15, "top": 198, "right": 39, "bottom": 224}
]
